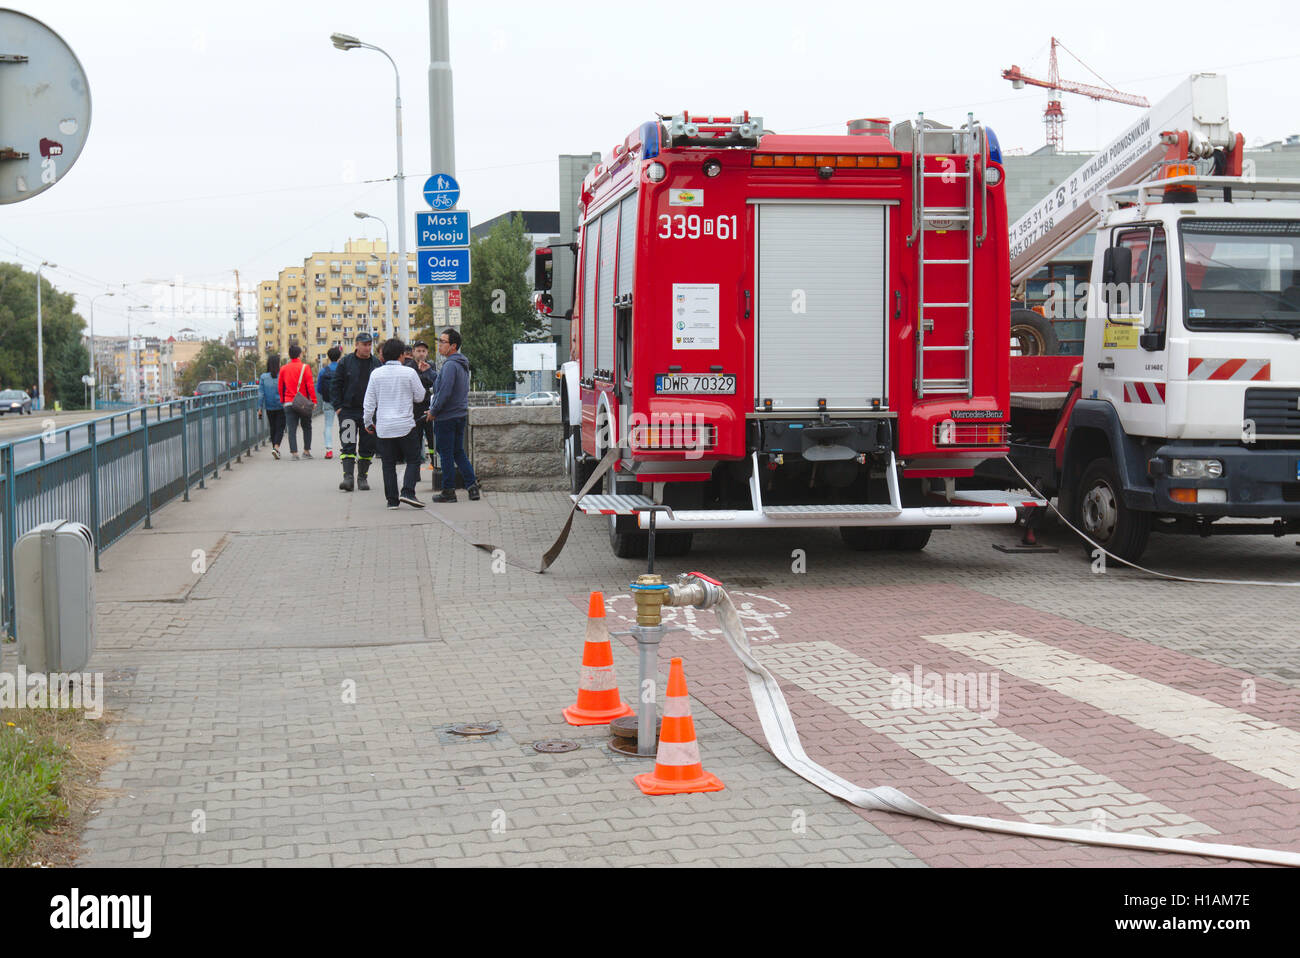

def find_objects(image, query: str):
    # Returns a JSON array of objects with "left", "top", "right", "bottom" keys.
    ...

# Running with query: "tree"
[
  {"left": 177, "top": 341, "right": 237, "bottom": 395},
  {"left": 0, "top": 262, "right": 89, "bottom": 408},
  {"left": 414, "top": 215, "right": 547, "bottom": 391}
]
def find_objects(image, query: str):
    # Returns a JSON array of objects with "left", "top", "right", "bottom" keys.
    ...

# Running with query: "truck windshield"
[{"left": 1181, "top": 219, "right": 1300, "bottom": 332}]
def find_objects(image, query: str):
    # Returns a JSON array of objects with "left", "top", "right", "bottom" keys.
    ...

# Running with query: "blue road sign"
[
  {"left": 418, "top": 248, "right": 471, "bottom": 286},
  {"left": 423, "top": 173, "right": 460, "bottom": 210},
  {"left": 416, "top": 210, "right": 470, "bottom": 247}
]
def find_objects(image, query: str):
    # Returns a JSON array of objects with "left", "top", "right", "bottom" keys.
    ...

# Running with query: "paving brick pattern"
[{"left": 17, "top": 448, "right": 1295, "bottom": 867}]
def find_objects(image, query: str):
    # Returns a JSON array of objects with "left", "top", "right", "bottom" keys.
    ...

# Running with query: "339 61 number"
[{"left": 658, "top": 214, "right": 738, "bottom": 240}]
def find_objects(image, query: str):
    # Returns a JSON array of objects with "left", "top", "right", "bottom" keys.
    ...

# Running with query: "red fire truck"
[{"left": 535, "top": 110, "right": 1033, "bottom": 558}]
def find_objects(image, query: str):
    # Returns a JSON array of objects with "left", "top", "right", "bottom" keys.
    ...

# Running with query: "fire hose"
[
  {"left": 660, "top": 573, "right": 1300, "bottom": 867},
  {"left": 422, "top": 455, "right": 1298, "bottom": 862}
]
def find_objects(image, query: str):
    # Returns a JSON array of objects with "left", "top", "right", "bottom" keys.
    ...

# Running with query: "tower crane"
[{"left": 1002, "top": 37, "right": 1149, "bottom": 150}]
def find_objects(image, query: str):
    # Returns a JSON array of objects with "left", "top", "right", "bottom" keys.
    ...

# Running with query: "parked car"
[
  {"left": 194, "top": 381, "right": 229, "bottom": 397},
  {"left": 0, "top": 389, "right": 32, "bottom": 415},
  {"left": 510, "top": 391, "right": 560, "bottom": 406}
]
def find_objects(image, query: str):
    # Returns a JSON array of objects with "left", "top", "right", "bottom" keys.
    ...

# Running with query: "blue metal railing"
[{"left": 0, "top": 387, "right": 266, "bottom": 636}]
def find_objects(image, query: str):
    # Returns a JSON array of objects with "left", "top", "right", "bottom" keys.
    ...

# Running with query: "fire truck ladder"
[{"left": 911, "top": 113, "right": 984, "bottom": 399}]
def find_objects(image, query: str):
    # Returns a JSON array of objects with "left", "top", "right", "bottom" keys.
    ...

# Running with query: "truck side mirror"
[
  {"left": 1139, "top": 330, "right": 1165, "bottom": 351},
  {"left": 534, "top": 247, "right": 554, "bottom": 291},
  {"left": 1102, "top": 246, "right": 1131, "bottom": 287}
]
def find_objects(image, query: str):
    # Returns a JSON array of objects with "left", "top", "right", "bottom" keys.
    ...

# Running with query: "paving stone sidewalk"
[{"left": 14, "top": 437, "right": 1297, "bottom": 867}]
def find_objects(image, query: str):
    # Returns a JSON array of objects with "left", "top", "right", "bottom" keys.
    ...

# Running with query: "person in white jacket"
[{"left": 363, "top": 338, "right": 430, "bottom": 509}]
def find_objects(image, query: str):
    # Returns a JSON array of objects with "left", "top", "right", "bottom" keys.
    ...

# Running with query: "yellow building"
[{"left": 257, "top": 239, "right": 420, "bottom": 369}]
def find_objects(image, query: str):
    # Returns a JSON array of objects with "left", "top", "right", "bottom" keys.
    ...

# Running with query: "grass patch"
[{"left": 0, "top": 707, "right": 115, "bottom": 867}]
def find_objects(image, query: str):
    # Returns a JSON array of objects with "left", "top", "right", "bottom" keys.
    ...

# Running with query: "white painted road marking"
[
  {"left": 924, "top": 630, "right": 1300, "bottom": 790},
  {"left": 754, "top": 641, "right": 1215, "bottom": 838}
]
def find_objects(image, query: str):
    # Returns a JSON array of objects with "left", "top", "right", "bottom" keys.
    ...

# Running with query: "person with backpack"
[
  {"left": 258, "top": 354, "right": 285, "bottom": 458},
  {"left": 277, "top": 344, "right": 317, "bottom": 460},
  {"left": 316, "top": 346, "right": 342, "bottom": 459}
]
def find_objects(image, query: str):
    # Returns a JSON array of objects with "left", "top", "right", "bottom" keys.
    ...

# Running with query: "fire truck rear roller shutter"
[{"left": 756, "top": 203, "right": 887, "bottom": 411}]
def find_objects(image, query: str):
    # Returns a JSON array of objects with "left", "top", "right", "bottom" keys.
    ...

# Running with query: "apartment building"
[
  {"left": 111, "top": 336, "right": 174, "bottom": 402},
  {"left": 257, "top": 239, "right": 420, "bottom": 368}
]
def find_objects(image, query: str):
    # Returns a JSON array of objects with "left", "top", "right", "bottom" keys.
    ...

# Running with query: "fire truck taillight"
[
  {"left": 647, "top": 162, "right": 667, "bottom": 182},
  {"left": 703, "top": 159, "right": 722, "bottom": 177},
  {"left": 632, "top": 423, "right": 717, "bottom": 452},
  {"left": 752, "top": 154, "right": 900, "bottom": 169},
  {"left": 933, "top": 422, "right": 1008, "bottom": 446}
]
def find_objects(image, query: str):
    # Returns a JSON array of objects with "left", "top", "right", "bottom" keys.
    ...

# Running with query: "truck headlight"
[{"left": 1171, "top": 458, "right": 1223, "bottom": 479}]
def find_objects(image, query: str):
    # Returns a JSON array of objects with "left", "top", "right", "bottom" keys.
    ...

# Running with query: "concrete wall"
[{"left": 463, "top": 405, "right": 563, "bottom": 492}]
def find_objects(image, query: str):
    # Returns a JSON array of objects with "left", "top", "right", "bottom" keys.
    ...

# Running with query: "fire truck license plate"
[{"left": 656, "top": 373, "right": 736, "bottom": 394}]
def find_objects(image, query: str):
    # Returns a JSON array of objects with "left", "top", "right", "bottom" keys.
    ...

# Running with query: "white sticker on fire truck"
[
  {"left": 672, "top": 283, "right": 720, "bottom": 350},
  {"left": 669, "top": 188, "right": 704, "bottom": 206}
]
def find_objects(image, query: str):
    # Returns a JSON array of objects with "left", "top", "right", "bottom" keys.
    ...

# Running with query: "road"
[{"left": 0, "top": 412, "right": 103, "bottom": 471}]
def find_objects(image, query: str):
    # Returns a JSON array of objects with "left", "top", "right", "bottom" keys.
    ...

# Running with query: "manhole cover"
[
  {"left": 609, "top": 737, "right": 657, "bottom": 758},
  {"left": 450, "top": 723, "right": 499, "bottom": 737},
  {"left": 610, "top": 715, "right": 660, "bottom": 740},
  {"left": 533, "top": 740, "right": 580, "bottom": 753}
]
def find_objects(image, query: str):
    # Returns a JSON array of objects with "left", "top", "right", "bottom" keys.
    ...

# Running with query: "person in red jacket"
[{"left": 277, "top": 344, "right": 317, "bottom": 460}]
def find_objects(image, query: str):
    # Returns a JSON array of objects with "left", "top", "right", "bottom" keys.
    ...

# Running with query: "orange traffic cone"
[
  {"left": 635, "top": 657, "right": 724, "bottom": 795},
  {"left": 562, "top": 592, "right": 635, "bottom": 726}
]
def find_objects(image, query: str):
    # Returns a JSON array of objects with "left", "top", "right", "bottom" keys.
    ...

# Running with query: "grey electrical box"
[{"left": 15, "top": 520, "right": 95, "bottom": 673}]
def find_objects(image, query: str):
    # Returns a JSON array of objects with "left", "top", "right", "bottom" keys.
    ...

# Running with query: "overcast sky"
[{"left": 7, "top": 0, "right": 1300, "bottom": 339}]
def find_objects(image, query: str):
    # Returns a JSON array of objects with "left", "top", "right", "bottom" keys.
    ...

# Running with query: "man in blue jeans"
[{"left": 426, "top": 327, "right": 481, "bottom": 503}]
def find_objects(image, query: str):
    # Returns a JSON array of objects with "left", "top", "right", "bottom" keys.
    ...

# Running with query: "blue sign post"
[
  {"left": 418, "top": 248, "right": 471, "bottom": 286},
  {"left": 423, "top": 173, "right": 461, "bottom": 211},
  {"left": 417, "top": 174, "right": 470, "bottom": 287},
  {"left": 416, "top": 211, "right": 470, "bottom": 247}
]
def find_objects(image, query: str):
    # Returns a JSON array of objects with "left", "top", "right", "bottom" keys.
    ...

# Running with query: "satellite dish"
[{"left": 0, "top": 11, "right": 91, "bottom": 205}]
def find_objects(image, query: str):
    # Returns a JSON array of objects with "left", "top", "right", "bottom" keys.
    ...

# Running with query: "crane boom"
[
  {"left": 1001, "top": 66, "right": 1149, "bottom": 107},
  {"left": 1008, "top": 73, "right": 1238, "bottom": 286}
]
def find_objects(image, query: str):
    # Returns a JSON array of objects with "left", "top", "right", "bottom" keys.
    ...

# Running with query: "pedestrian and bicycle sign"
[
  {"left": 418, "top": 248, "right": 471, "bottom": 285},
  {"left": 417, "top": 210, "right": 469, "bottom": 247},
  {"left": 423, "top": 173, "right": 460, "bottom": 210},
  {"left": 418, "top": 173, "right": 470, "bottom": 287}
]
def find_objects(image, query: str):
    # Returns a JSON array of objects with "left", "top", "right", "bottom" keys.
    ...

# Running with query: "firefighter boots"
[
  {"left": 339, "top": 459, "right": 354, "bottom": 492},
  {"left": 356, "top": 460, "right": 371, "bottom": 491}
]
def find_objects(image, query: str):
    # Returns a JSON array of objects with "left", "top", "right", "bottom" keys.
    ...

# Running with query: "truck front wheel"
[{"left": 1075, "top": 457, "right": 1150, "bottom": 562}]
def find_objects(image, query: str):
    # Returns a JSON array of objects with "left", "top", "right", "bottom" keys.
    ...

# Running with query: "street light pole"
[
  {"left": 332, "top": 33, "right": 409, "bottom": 342},
  {"left": 428, "top": 0, "right": 455, "bottom": 179},
  {"left": 89, "top": 291, "right": 115, "bottom": 411},
  {"left": 36, "top": 261, "right": 56, "bottom": 412},
  {"left": 355, "top": 211, "right": 393, "bottom": 337}
]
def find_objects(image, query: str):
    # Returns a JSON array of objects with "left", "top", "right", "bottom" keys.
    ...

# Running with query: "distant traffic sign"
[
  {"left": 418, "top": 248, "right": 471, "bottom": 286},
  {"left": 423, "top": 173, "right": 460, "bottom": 210},
  {"left": 416, "top": 210, "right": 469, "bottom": 247}
]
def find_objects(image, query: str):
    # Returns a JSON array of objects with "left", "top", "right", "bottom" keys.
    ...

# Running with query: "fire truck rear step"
[
  {"left": 763, "top": 504, "right": 902, "bottom": 519},
  {"left": 942, "top": 489, "right": 1046, "bottom": 509},
  {"left": 573, "top": 494, "right": 655, "bottom": 516}
]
